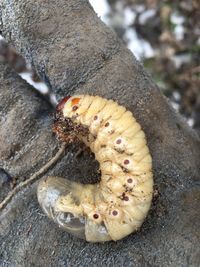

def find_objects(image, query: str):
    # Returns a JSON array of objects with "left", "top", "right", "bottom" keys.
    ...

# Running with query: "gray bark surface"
[{"left": 0, "top": 1, "right": 200, "bottom": 266}]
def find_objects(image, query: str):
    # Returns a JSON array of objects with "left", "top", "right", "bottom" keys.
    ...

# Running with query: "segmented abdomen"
[{"left": 37, "top": 95, "right": 153, "bottom": 242}]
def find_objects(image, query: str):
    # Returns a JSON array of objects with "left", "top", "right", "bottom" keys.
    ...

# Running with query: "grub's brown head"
[
  {"left": 56, "top": 96, "right": 71, "bottom": 113},
  {"left": 55, "top": 95, "right": 83, "bottom": 117}
]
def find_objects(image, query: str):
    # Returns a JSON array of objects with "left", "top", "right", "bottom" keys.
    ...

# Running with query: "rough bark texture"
[{"left": 0, "top": 0, "right": 200, "bottom": 266}]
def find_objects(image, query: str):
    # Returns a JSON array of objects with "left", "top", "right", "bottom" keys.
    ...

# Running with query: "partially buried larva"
[{"left": 37, "top": 95, "right": 153, "bottom": 242}]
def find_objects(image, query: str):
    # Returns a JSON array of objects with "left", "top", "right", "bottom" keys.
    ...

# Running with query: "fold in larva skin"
[{"left": 37, "top": 95, "right": 153, "bottom": 242}]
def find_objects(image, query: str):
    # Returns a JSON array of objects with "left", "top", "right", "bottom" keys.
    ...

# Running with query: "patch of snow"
[
  {"left": 125, "top": 28, "right": 155, "bottom": 59},
  {"left": 174, "top": 24, "right": 184, "bottom": 40},
  {"left": 187, "top": 118, "right": 194, "bottom": 127},
  {"left": 124, "top": 7, "right": 136, "bottom": 26},
  {"left": 170, "top": 12, "right": 185, "bottom": 40},
  {"left": 89, "top": 0, "right": 110, "bottom": 24},
  {"left": 134, "top": 5, "right": 145, "bottom": 13},
  {"left": 50, "top": 94, "right": 58, "bottom": 105},
  {"left": 109, "top": 13, "right": 124, "bottom": 29},
  {"left": 0, "top": 34, "right": 5, "bottom": 41},
  {"left": 171, "top": 12, "right": 185, "bottom": 25},
  {"left": 139, "top": 9, "right": 156, "bottom": 25},
  {"left": 173, "top": 91, "right": 181, "bottom": 101},
  {"left": 19, "top": 71, "right": 49, "bottom": 94},
  {"left": 171, "top": 101, "right": 180, "bottom": 111},
  {"left": 172, "top": 53, "right": 191, "bottom": 68}
]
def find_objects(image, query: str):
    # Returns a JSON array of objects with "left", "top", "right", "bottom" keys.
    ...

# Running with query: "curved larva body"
[{"left": 37, "top": 95, "right": 153, "bottom": 242}]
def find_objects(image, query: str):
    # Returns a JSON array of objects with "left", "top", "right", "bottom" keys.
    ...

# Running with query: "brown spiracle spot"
[
  {"left": 116, "top": 139, "right": 122, "bottom": 144},
  {"left": 94, "top": 115, "right": 98, "bottom": 120},
  {"left": 72, "top": 105, "right": 78, "bottom": 111},
  {"left": 112, "top": 210, "right": 118, "bottom": 216},
  {"left": 127, "top": 178, "right": 133, "bottom": 183},
  {"left": 124, "top": 159, "right": 130, "bottom": 165},
  {"left": 105, "top": 122, "right": 109, "bottom": 127},
  {"left": 93, "top": 214, "right": 99, "bottom": 219}
]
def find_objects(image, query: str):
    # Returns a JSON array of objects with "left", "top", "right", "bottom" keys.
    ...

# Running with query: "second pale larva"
[{"left": 37, "top": 95, "right": 153, "bottom": 242}]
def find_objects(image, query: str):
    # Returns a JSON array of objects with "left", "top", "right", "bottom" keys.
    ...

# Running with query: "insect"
[{"left": 37, "top": 95, "right": 153, "bottom": 242}]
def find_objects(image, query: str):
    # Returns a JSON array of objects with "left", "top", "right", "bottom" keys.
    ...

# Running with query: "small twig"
[{"left": 0, "top": 143, "right": 66, "bottom": 211}]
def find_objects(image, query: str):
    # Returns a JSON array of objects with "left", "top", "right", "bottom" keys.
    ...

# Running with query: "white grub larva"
[{"left": 37, "top": 95, "right": 153, "bottom": 242}]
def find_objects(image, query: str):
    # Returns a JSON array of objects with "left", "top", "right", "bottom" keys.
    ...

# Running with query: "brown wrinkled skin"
[{"left": 0, "top": 0, "right": 200, "bottom": 266}]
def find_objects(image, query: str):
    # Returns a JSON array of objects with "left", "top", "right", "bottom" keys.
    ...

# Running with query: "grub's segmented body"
[{"left": 37, "top": 95, "right": 153, "bottom": 242}]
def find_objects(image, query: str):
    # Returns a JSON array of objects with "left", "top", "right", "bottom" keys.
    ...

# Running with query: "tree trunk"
[{"left": 0, "top": 0, "right": 200, "bottom": 266}]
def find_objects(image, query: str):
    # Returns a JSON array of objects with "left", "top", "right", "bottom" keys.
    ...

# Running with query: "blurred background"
[{"left": 89, "top": 0, "right": 200, "bottom": 133}]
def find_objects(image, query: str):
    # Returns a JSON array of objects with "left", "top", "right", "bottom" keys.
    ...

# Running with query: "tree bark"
[{"left": 0, "top": 0, "right": 200, "bottom": 266}]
